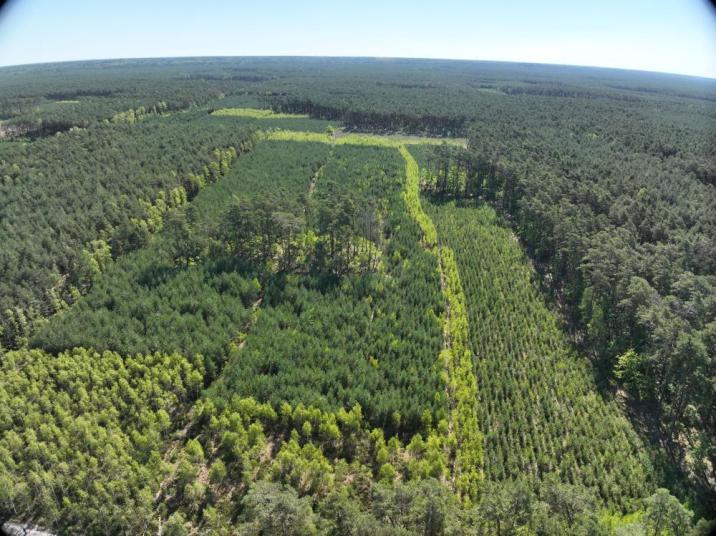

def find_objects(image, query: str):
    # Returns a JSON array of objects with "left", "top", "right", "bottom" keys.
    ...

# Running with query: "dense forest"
[
  {"left": 0, "top": 57, "right": 714, "bottom": 535},
  {"left": 419, "top": 103, "right": 716, "bottom": 507}
]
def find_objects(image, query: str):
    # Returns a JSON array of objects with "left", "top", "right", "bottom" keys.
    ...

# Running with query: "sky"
[{"left": 0, "top": 0, "right": 714, "bottom": 78}]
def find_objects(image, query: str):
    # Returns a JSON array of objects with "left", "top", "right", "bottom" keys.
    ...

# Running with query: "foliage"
[
  {"left": 213, "top": 144, "right": 445, "bottom": 435},
  {"left": 0, "top": 113, "right": 258, "bottom": 348},
  {"left": 32, "top": 141, "right": 330, "bottom": 372},
  {"left": 643, "top": 488, "right": 693, "bottom": 536},
  {"left": 427, "top": 200, "right": 655, "bottom": 510},
  {"left": 238, "top": 481, "right": 318, "bottom": 535},
  {"left": 0, "top": 347, "right": 203, "bottom": 534}
]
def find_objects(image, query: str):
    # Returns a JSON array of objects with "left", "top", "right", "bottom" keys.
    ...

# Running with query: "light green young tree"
[{"left": 643, "top": 488, "right": 692, "bottom": 536}]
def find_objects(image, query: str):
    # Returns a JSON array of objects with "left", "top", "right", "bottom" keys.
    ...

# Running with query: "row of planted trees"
[{"left": 398, "top": 146, "right": 484, "bottom": 500}]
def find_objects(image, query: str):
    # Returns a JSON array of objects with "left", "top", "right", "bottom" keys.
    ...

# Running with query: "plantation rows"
[
  {"left": 213, "top": 144, "right": 446, "bottom": 435},
  {"left": 32, "top": 141, "right": 331, "bottom": 374},
  {"left": 399, "top": 145, "right": 482, "bottom": 500},
  {"left": 31, "top": 136, "right": 452, "bottom": 439},
  {"left": 155, "top": 139, "right": 484, "bottom": 532},
  {"left": 0, "top": 113, "right": 261, "bottom": 348},
  {"left": 426, "top": 201, "right": 655, "bottom": 510},
  {"left": 184, "top": 131, "right": 488, "bottom": 508}
]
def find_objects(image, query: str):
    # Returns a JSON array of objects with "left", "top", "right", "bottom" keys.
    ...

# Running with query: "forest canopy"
[{"left": 0, "top": 57, "right": 714, "bottom": 535}]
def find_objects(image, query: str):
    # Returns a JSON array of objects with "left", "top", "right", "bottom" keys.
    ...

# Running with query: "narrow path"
[{"left": 305, "top": 160, "right": 327, "bottom": 213}]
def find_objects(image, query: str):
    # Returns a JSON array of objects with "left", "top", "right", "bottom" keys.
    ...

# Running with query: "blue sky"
[{"left": 0, "top": 0, "right": 714, "bottom": 78}]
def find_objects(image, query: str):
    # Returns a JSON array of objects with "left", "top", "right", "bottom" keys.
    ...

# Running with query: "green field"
[
  {"left": 212, "top": 107, "right": 311, "bottom": 119},
  {"left": 211, "top": 109, "right": 337, "bottom": 132}
]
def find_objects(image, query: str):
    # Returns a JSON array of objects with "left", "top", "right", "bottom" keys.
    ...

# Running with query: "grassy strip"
[
  {"left": 211, "top": 108, "right": 310, "bottom": 119},
  {"left": 214, "top": 110, "right": 466, "bottom": 146},
  {"left": 266, "top": 130, "right": 332, "bottom": 143},
  {"left": 398, "top": 145, "right": 438, "bottom": 247},
  {"left": 398, "top": 145, "right": 483, "bottom": 502},
  {"left": 265, "top": 128, "right": 465, "bottom": 148},
  {"left": 436, "top": 245, "right": 483, "bottom": 501},
  {"left": 338, "top": 134, "right": 465, "bottom": 147}
]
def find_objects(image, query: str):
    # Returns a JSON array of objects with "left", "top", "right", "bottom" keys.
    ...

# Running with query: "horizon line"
[{"left": 1, "top": 53, "right": 715, "bottom": 82}]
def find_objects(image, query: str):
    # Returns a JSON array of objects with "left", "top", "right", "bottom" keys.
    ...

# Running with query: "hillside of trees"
[{"left": 0, "top": 57, "right": 714, "bottom": 535}]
